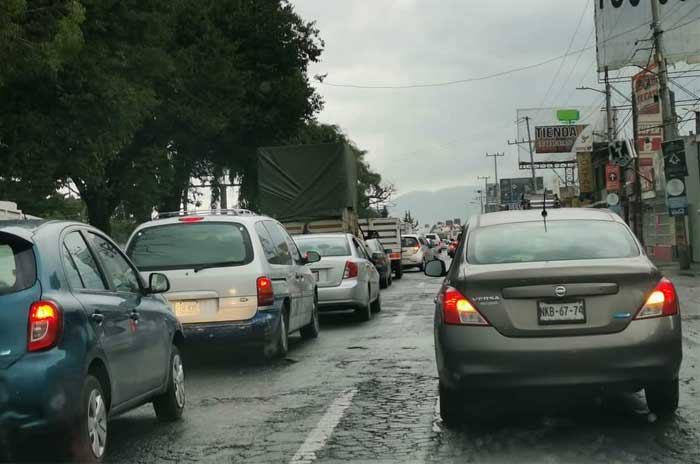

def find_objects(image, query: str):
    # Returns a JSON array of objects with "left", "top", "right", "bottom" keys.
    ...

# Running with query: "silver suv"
[{"left": 125, "top": 210, "right": 321, "bottom": 359}]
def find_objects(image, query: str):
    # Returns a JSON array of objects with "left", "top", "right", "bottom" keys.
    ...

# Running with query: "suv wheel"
[
  {"left": 153, "top": 345, "right": 186, "bottom": 421},
  {"left": 646, "top": 378, "right": 679, "bottom": 418},
  {"left": 300, "top": 294, "right": 320, "bottom": 339},
  {"left": 71, "top": 375, "right": 108, "bottom": 463}
]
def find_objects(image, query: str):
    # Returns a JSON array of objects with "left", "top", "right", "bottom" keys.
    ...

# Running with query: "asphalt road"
[{"left": 102, "top": 258, "right": 700, "bottom": 464}]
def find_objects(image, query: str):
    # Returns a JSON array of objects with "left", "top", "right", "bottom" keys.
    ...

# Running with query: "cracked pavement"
[{"left": 100, "top": 261, "right": 700, "bottom": 464}]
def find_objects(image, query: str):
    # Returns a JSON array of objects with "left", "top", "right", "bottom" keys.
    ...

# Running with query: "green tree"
[{"left": 403, "top": 210, "right": 419, "bottom": 229}]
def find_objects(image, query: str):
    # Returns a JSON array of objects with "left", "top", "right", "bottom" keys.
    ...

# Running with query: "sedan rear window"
[
  {"left": 0, "top": 234, "right": 36, "bottom": 295},
  {"left": 467, "top": 220, "right": 640, "bottom": 265},
  {"left": 295, "top": 237, "right": 350, "bottom": 257},
  {"left": 127, "top": 222, "right": 253, "bottom": 271},
  {"left": 401, "top": 237, "right": 418, "bottom": 247}
]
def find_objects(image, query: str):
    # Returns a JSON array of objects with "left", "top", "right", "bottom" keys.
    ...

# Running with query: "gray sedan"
[
  {"left": 295, "top": 233, "right": 381, "bottom": 321},
  {"left": 426, "top": 208, "right": 682, "bottom": 425}
]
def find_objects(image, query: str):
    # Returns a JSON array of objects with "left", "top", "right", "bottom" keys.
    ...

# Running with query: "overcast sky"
[{"left": 291, "top": 0, "right": 617, "bottom": 195}]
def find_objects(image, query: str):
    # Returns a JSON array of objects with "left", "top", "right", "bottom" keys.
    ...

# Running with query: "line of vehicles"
[{"left": 0, "top": 207, "right": 441, "bottom": 462}]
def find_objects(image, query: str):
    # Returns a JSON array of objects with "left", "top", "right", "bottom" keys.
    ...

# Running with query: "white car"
[
  {"left": 294, "top": 233, "right": 381, "bottom": 321},
  {"left": 401, "top": 234, "right": 432, "bottom": 270},
  {"left": 425, "top": 233, "right": 444, "bottom": 251},
  {"left": 125, "top": 210, "right": 321, "bottom": 359}
]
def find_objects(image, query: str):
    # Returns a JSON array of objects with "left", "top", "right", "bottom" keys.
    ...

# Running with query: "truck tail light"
[
  {"left": 343, "top": 261, "right": 359, "bottom": 279},
  {"left": 440, "top": 287, "right": 490, "bottom": 326},
  {"left": 634, "top": 277, "right": 678, "bottom": 319},
  {"left": 389, "top": 253, "right": 401, "bottom": 260},
  {"left": 28, "top": 300, "right": 62, "bottom": 352},
  {"left": 257, "top": 276, "right": 275, "bottom": 307}
]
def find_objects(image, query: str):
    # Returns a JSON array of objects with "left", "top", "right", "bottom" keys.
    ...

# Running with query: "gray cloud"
[{"left": 292, "top": 0, "right": 610, "bottom": 195}]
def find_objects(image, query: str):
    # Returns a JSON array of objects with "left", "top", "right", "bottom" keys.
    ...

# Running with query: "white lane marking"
[
  {"left": 290, "top": 388, "right": 357, "bottom": 464},
  {"left": 432, "top": 395, "right": 442, "bottom": 433}
]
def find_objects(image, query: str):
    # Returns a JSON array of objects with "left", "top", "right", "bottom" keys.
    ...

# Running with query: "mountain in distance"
[{"left": 388, "top": 185, "right": 482, "bottom": 228}]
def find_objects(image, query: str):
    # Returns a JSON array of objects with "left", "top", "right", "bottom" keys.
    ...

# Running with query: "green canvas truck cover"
[{"left": 257, "top": 142, "right": 358, "bottom": 221}]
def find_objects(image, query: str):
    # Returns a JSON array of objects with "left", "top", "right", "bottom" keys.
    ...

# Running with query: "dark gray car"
[{"left": 426, "top": 208, "right": 682, "bottom": 425}]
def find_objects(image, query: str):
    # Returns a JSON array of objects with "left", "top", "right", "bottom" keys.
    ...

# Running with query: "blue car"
[{"left": 0, "top": 220, "right": 185, "bottom": 462}]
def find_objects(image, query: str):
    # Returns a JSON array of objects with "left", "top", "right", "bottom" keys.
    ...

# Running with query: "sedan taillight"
[
  {"left": 440, "top": 287, "right": 490, "bottom": 326},
  {"left": 634, "top": 277, "right": 679, "bottom": 319},
  {"left": 28, "top": 300, "right": 62, "bottom": 352},
  {"left": 343, "top": 261, "right": 359, "bottom": 279}
]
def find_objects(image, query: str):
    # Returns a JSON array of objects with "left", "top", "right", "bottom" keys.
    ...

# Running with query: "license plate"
[
  {"left": 313, "top": 271, "right": 320, "bottom": 282},
  {"left": 537, "top": 300, "right": 585, "bottom": 325},
  {"left": 173, "top": 301, "right": 201, "bottom": 318}
]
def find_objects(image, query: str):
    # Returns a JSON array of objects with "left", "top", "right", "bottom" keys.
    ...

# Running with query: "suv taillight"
[
  {"left": 440, "top": 287, "right": 490, "bottom": 326},
  {"left": 257, "top": 276, "right": 275, "bottom": 307},
  {"left": 343, "top": 261, "right": 359, "bottom": 279},
  {"left": 634, "top": 277, "right": 678, "bottom": 319},
  {"left": 28, "top": 300, "right": 62, "bottom": 352}
]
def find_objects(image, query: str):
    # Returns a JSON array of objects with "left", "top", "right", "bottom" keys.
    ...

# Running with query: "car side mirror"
[
  {"left": 148, "top": 273, "right": 170, "bottom": 294},
  {"left": 304, "top": 250, "right": 321, "bottom": 264},
  {"left": 424, "top": 260, "right": 447, "bottom": 277},
  {"left": 371, "top": 251, "right": 384, "bottom": 261}
]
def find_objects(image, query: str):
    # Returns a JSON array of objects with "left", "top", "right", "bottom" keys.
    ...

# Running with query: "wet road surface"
[{"left": 103, "top": 262, "right": 700, "bottom": 464}]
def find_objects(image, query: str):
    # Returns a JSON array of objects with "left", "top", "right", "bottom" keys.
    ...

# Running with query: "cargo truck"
[{"left": 358, "top": 217, "right": 403, "bottom": 280}]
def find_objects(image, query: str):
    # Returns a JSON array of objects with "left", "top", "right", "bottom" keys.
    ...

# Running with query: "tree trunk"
[{"left": 82, "top": 192, "right": 114, "bottom": 235}]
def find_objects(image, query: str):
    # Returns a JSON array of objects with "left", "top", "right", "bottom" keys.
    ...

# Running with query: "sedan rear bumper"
[
  {"left": 436, "top": 315, "right": 682, "bottom": 392},
  {"left": 318, "top": 279, "right": 367, "bottom": 310}
]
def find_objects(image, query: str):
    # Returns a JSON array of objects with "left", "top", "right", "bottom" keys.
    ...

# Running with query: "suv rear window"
[
  {"left": 0, "top": 234, "right": 36, "bottom": 295},
  {"left": 401, "top": 237, "right": 418, "bottom": 247},
  {"left": 467, "top": 220, "right": 640, "bottom": 265},
  {"left": 295, "top": 236, "right": 350, "bottom": 257},
  {"left": 127, "top": 222, "right": 253, "bottom": 271}
]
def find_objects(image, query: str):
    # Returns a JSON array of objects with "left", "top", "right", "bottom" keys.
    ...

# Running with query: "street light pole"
[
  {"left": 650, "top": 0, "right": 690, "bottom": 269},
  {"left": 477, "top": 176, "right": 490, "bottom": 213}
]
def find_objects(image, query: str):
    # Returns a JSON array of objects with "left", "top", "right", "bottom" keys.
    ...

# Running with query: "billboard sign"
[
  {"left": 595, "top": 0, "right": 700, "bottom": 72},
  {"left": 500, "top": 177, "right": 544, "bottom": 203},
  {"left": 662, "top": 139, "right": 688, "bottom": 178},
  {"left": 577, "top": 152, "right": 594, "bottom": 193},
  {"left": 633, "top": 65, "right": 664, "bottom": 154},
  {"left": 535, "top": 125, "right": 592, "bottom": 154},
  {"left": 639, "top": 156, "right": 656, "bottom": 200}
]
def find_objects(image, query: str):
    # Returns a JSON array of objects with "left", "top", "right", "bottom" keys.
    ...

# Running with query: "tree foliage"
[
  {"left": 403, "top": 210, "right": 419, "bottom": 229},
  {"left": 0, "top": 1, "right": 387, "bottom": 233}
]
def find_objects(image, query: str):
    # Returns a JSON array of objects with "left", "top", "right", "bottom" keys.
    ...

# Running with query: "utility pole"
[
  {"left": 605, "top": 67, "right": 614, "bottom": 145},
  {"left": 632, "top": 90, "right": 644, "bottom": 244},
  {"left": 486, "top": 152, "right": 505, "bottom": 202},
  {"left": 524, "top": 116, "right": 537, "bottom": 182},
  {"left": 650, "top": 0, "right": 690, "bottom": 269},
  {"left": 477, "top": 175, "right": 490, "bottom": 212}
]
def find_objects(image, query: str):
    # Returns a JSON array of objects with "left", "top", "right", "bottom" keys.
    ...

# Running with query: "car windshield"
[
  {"left": 401, "top": 237, "right": 419, "bottom": 247},
  {"left": 468, "top": 220, "right": 640, "bottom": 264},
  {"left": 295, "top": 236, "right": 350, "bottom": 257},
  {"left": 0, "top": 234, "right": 36, "bottom": 295},
  {"left": 127, "top": 223, "right": 253, "bottom": 271}
]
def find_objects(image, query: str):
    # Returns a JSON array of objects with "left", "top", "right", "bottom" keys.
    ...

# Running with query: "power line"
[
  {"left": 536, "top": 0, "right": 591, "bottom": 112},
  {"left": 318, "top": 13, "right": 659, "bottom": 90}
]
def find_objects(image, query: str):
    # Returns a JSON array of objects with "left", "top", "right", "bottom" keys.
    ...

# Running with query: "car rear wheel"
[
  {"left": 355, "top": 287, "right": 372, "bottom": 322},
  {"left": 394, "top": 266, "right": 403, "bottom": 280},
  {"left": 387, "top": 272, "right": 392, "bottom": 287},
  {"left": 153, "top": 345, "right": 186, "bottom": 421},
  {"left": 418, "top": 260, "right": 425, "bottom": 272},
  {"left": 300, "top": 294, "right": 320, "bottom": 339},
  {"left": 439, "top": 382, "right": 462, "bottom": 427},
  {"left": 70, "top": 375, "right": 108, "bottom": 463},
  {"left": 380, "top": 273, "right": 388, "bottom": 289},
  {"left": 646, "top": 378, "right": 679, "bottom": 418},
  {"left": 371, "top": 293, "right": 382, "bottom": 313}
]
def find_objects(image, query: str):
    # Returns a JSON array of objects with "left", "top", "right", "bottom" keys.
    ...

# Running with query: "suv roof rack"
[{"left": 153, "top": 209, "right": 257, "bottom": 220}]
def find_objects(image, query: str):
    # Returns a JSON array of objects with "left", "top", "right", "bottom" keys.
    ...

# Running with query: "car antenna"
[{"left": 541, "top": 190, "right": 548, "bottom": 232}]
